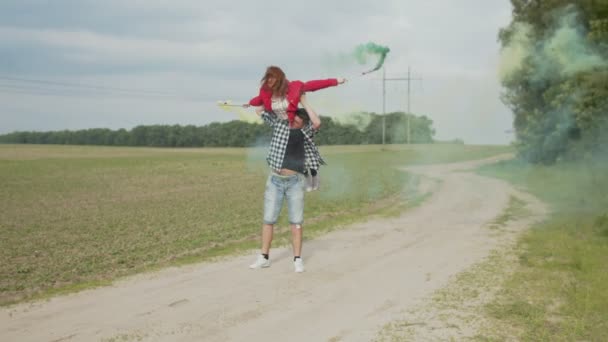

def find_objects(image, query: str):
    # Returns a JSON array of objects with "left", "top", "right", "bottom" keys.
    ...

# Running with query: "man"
[{"left": 248, "top": 95, "right": 324, "bottom": 272}]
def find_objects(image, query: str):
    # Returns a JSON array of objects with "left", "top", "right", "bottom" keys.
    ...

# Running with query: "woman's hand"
[{"left": 337, "top": 77, "right": 347, "bottom": 84}]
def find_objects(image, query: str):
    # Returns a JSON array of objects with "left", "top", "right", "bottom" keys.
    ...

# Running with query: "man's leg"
[
  {"left": 251, "top": 175, "right": 283, "bottom": 269},
  {"left": 262, "top": 223, "right": 273, "bottom": 254},
  {"left": 250, "top": 223, "right": 275, "bottom": 269},
  {"left": 287, "top": 175, "right": 305, "bottom": 272},
  {"left": 290, "top": 223, "right": 302, "bottom": 257},
  {"left": 262, "top": 174, "right": 284, "bottom": 254}
]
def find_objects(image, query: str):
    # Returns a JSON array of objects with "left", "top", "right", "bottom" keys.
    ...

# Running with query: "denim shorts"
[{"left": 263, "top": 173, "right": 305, "bottom": 226}]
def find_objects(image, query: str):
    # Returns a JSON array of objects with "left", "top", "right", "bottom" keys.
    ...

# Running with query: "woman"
[
  {"left": 247, "top": 67, "right": 346, "bottom": 272},
  {"left": 246, "top": 66, "right": 346, "bottom": 127}
]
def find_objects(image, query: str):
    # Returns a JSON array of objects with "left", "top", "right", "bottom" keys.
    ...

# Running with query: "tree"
[
  {"left": 0, "top": 112, "right": 435, "bottom": 147},
  {"left": 499, "top": 1, "right": 608, "bottom": 163}
]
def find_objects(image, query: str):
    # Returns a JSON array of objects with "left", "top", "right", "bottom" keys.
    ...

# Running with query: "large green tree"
[{"left": 500, "top": 0, "right": 608, "bottom": 163}]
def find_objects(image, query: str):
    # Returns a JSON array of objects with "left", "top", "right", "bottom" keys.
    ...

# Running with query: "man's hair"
[
  {"left": 261, "top": 66, "right": 288, "bottom": 97},
  {"left": 295, "top": 108, "right": 310, "bottom": 123}
]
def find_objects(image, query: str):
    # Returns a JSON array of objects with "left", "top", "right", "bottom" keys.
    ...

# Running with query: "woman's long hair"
[{"left": 261, "top": 66, "right": 288, "bottom": 97}]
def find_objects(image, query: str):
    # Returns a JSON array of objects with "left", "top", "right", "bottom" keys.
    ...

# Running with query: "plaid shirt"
[{"left": 261, "top": 112, "right": 326, "bottom": 172}]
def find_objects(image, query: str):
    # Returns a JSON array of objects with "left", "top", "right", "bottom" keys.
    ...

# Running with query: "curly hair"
[{"left": 261, "top": 66, "right": 288, "bottom": 97}]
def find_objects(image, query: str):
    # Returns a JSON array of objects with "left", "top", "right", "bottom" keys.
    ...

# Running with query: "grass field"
[
  {"left": 0, "top": 143, "right": 511, "bottom": 306},
  {"left": 477, "top": 159, "right": 608, "bottom": 341}
]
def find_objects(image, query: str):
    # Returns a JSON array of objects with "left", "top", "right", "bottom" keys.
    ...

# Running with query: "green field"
[
  {"left": 478, "top": 160, "right": 608, "bottom": 341},
  {"left": 0, "top": 143, "right": 511, "bottom": 306}
]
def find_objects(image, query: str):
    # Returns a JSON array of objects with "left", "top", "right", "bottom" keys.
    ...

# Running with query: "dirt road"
[{"left": 0, "top": 155, "right": 546, "bottom": 341}]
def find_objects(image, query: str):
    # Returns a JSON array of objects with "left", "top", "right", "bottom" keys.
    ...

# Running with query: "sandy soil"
[{"left": 0, "top": 155, "right": 546, "bottom": 342}]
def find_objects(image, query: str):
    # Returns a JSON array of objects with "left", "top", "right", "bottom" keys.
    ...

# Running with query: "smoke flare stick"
[
  {"left": 217, "top": 100, "right": 246, "bottom": 107},
  {"left": 354, "top": 42, "right": 391, "bottom": 75}
]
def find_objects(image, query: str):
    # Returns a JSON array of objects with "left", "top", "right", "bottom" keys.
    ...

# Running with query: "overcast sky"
[{"left": 0, "top": 0, "right": 514, "bottom": 144}]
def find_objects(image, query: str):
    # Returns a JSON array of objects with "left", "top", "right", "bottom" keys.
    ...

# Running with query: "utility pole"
[
  {"left": 407, "top": 66, "right": 412, "bottom": 144},
  {"left": 380, "top": 66, "right": 422, "bottom": 144},
  {"left": 382, "top": 67, "right": 386, "bottom": 145}
]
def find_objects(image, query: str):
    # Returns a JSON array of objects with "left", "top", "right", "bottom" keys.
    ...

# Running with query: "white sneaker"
[
  {"left": 312, "top": 175, "right": 320, "bottom": 191},
  {"left": 305, "top": 173, "right": 313, "bottom": 192},
  {"left": 294, "top": 258, "right": 305, "bottom": 273},
  {"left": 249, "top": 254, "right": 270, "bottom": 269}
]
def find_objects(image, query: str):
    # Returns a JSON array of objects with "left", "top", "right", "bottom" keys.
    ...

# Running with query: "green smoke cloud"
[
  {"left": 499, "top": 7, "right": 606, "bottom": 83},
  {"left": 541, "top": 11, "right": 606, "bottom": 77},
  {"left": 499, "top": 4, "right": 608, "bottom": 163},
  {"left": 332, "top": 112, "right": 373, "bottom": 132},
  {"left": 353, "top": 42, "right": 391, "bottom": 74},
  {"left": 498, "top": 22, "right": 533, "bottom": 82}
]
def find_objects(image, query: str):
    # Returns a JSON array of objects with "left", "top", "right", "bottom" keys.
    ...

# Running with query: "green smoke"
[
  {"left": 500, "top": 7, "right": 607, "bottom": 83},
  {"left": 540, "top": 11, "right": 606, "bottom": 77},
  {"left": 499, "top": 4, "right": 608, "bottom": 163},
  {"left": 332, "top": 112, "right": 373, "bottom": 132},
  {"left": 353, "top": 42, "right": 390, "bottom": 73}
]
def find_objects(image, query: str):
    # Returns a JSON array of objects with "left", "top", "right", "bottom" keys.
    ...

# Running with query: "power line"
[
  {"left": 0, "top": 75, "right": 186, "bottom": 96},
  {"left": 0, "top": 84, "right": 202, "bottom": 101},
  {"left": 0, "top": 85, "right": 210, "bottom": 102},
  {"left": 0, "top": 75, "right": 215, "bottom": 102}
]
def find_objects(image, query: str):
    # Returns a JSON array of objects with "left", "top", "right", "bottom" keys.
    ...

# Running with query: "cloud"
[
  {"left": 0, "top": 26, "right": 253, "bottom": 66},
  {"left": 0, "top": 0, "right": 515, "bottom": 144}
]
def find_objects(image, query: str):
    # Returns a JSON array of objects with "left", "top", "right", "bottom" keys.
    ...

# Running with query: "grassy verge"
[
  {"left": 487, "top": 196, "right": 530, "bottom": 231},
  {"left": 0, "top": 143, "right": 511, "bottom": 306},
  {"left": 375, "top": 194, "right": 532, "bottom": 342},
  {"left": 476, "top": 159, "right": 608, "bottom": 341}
]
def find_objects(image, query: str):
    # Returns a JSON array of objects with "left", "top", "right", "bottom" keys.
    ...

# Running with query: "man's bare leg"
[
  {"left": 291, "top": 224, "right": 302, "bottom": 257},
  {"left": 291, "top": 224, "right": 304, "bottom": 272},
  {"left": 262, "top": 223, "right": 273, "bottom": 254}
]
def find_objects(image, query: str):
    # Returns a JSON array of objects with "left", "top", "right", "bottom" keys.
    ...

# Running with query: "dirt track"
[{"left": 0, "top": 155, "right": 546, "bottom": 341}]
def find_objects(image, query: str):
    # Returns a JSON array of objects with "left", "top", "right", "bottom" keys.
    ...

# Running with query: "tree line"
[
  {"left": 0, "top": 112, "right": 435, "bottom": 147},
  {"left": 499, "top": 0, "right": 608, "bottom": 163}
]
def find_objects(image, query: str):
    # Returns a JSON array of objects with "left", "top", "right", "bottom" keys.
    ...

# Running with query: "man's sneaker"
[
  {"left": 294, "top": 258, "right": 305, "bottom": 273},
  {"left": 312, "top": 175, "right": 320, "bottom": 191},
  {"left": 249, "top": 254, "right": 270, "bottom": 269},
  {"left": 305, "top": 173, "right": 313, "bottom": 192}
]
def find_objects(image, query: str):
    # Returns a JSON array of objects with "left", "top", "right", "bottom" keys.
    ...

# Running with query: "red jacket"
[{"left": 249, "top": 78, "right": 339, "bottom": 125}]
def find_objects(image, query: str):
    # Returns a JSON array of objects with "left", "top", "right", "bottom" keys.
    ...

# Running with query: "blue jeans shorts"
[{"left": 263, "top": 173, "right": 305, "bottom": 227}]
